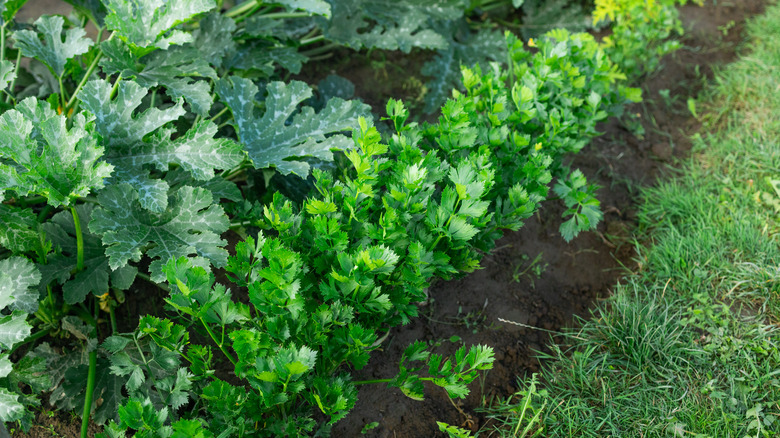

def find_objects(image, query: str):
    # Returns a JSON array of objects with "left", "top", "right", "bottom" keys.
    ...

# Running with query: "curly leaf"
[
  {"left": 0, "top": 313, "right": 31, "bottom": 351},
  {"left": 89, "top": 184, "right": 228, "bottom": 281},
  {"left": 78, "top": 79, "right": 185, "bottom": 211},
  {"left": 0, "top": 97, "right": 113, "bottom": 207},
  {"left": 0, "top": 256, "right": 40, "bottom": 314},
  {"left": 0, "top": 388, "right": 24, "bottom": 423},
  {"left": 215, "top": 76, "right": 370, "bottom": 176},
  {"left": 192, "top": 12, "right": 236, "bottom": 69},
  {"left": 278, "top": 0, "right": 331, "bottom": 16},
  {"left": 0, "top": 204, "right": 39, "bottom": 254},
  {"left": 0, "top": 59, "right": 15, "bottom": 91},
  {"left": 321, "top": 0, "right": 463, "bottom": 52},
  {"left": 103, "top": 0, "right": 215, "bottom": 51},
  {"left": 12, "top": 15, "right": 93, "bottom": 77},
  {"left": 102, "top": 40, "right": 217, "bottom": 115}
]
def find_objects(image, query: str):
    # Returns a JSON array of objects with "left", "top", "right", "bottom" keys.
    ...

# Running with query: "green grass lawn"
[{"left": 480, "top": 2, "right": 780, "bottom": 437}]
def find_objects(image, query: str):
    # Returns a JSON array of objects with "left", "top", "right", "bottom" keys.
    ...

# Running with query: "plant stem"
[
  {"left": 110, "top": 73, "right": 123, "bottom": 98},
  {"left": 79, "top": 352, "right": 97, "bottom": 437},
  {"left": 109, "top": 304, "right": 117, "bottom": 334},
  {"left": 70, "top": 206, "right": 85, "bottom": 272},
  {"left": 1, "top": 22, "right": 6, "bottom": 62},
  {"left": 301, "top": 42, "right": 339, "bottom": 58},
  {"left": 4, "top": 49, "right": 21, "bottom": 103},
  {"left": 136, "top": 272, "right": 171, "bottom": 292},
  {"left": 352, "top": 378, "right": 392, "bottom": 385},
  {"left": 229, "top": 220, "right": 255, "bottom": 230},
  {"left": 58, "top": 75, "right": 68, "bottom": 110},
  {"left": 261, "top": 11, "right": 312, "bottom": 20},
  {"left": 200, "top": 319, "right": 237, "bottom": 365},
  {"left": 66, "top": 45, "right": 105, "bottom": 110},
  {"left": 225, "top": 0, "right": 258, "bottom": 18},
  {"left": 208, "top": 106, "right": 230, "bottom": 123}
]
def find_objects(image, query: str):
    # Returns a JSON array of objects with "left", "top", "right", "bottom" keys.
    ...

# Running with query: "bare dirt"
[{"left": 10, "top": 0, "right": 766, "bottom": 437}]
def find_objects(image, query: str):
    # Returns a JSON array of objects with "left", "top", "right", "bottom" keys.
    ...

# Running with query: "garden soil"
[{"left": 11, "top": 0, "right": 766, "bottom": 437}]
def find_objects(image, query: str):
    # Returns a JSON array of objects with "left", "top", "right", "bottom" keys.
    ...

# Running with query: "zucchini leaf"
[
  {"left": 0, "top": 256, "right": 39, "bottom": 315},
  {"left": 101, "top": 40, "right": 217, "bottom": 115},
  {"left": 89, "top": 184, "right": 229, "bottom": 282},
  {"left": 215, "top": 76, "right": 370, "bottom": 177},
  {"left": 0, "top": 59, "right": 16, "bottom": 91},
  {"left": 12, "top": 15, "right": 93, "bottom": 77},
  {"left": 40, "top": 204, "right": 138, "bottom": 305},
  {"left": 0, "top": 204, "right": 39, "bottom": 254},
  {"left": 321, "top": 0, "right": 464, "bottom": 52},
  {"left": 421, "top": 21, "right": 505, "bottom": 113},
  {"left": 79, "top": 79, "right": 242, "bottom": 212},
  {"left": 0, "top": 97, "right": 113, "bottom": 207},
  {"left": 103, "top": 0, "right": 216, "bottom": 52}
]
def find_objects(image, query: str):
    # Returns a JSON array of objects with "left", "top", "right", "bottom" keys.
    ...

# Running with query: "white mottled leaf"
[
  {"left": 0, "top": 97, "right": 113, "bottom": 207},
  {"left": 216, "top": 76, "right": 370, "bottom": 177},
  {"left": 0, "top": 388, "right": 24, "bottom": 422},
  {"left": 104, "top": 0, "right": 215, "bottom": 51},
  {"left": 0, "top": 59, "right": 15, "bottom": 91},
  {"left": 0, "top": 312, "right": 31, "bottom": 351},
  {"left": 0, "top": 257, "right": 40, "bottom": 313},
  {"left": 12, "top": 15, "right": 93, "bottom": 77},
  {"left": 89, "top": 184, "right": 228, "bottom": 281}
]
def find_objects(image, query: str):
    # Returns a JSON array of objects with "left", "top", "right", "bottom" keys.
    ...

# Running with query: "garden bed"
[{"left": 5, "top": 1, "right": 767, "bottom": 437}]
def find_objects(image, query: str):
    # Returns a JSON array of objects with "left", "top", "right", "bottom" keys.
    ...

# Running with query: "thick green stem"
[
  {"left": 109, "top": 304, "right": 117, "bottom": 334},
  {"left": 4, "top": 49, "right": 21, "bottom": 103},
  {"left": 136, "top": 272, "right": 171, "bottom": 292},
  {"left": 208, "top": 106, "right": 230, "bottom": 123},
  {"left": 66, "top": 48, "right": 104, "bottom": 110},
  {"left": 58, "top": 75, "right": 68, "bottom": 110},
  {"left": 300, "top": 34, "right": 325, "bottom": 46},
  {"left": 260, "top": 11, "right": 312, "bottom": 19},
  {"left": 300, "top": 42, "right": 339, "bottom": 58},
  {"left": 80, "top": 350, "right": 97, "bottom": 438},
  {"left": 71, "top": 206, "right": 85, "bottom": 272},
  {"left": 353, "top": 378, "right": 392, "bottom": 385},
  {"left": 110, "top": 73, "right": 123, "bottom": 98},
  {"left": 201, "top": 319, "right": 237, "bottom": 365},
  {"left": 225, "top": 0, "right": 258, "bottom": 18},
  {"left": 1, "top": 23, "right": 6, "bottom": 62}
]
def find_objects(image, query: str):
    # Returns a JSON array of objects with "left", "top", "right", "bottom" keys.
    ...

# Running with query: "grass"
[{"left": 479, "top": 1, "right": 780, "bottom": 437}]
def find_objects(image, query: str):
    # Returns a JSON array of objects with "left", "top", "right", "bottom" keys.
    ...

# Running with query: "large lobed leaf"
[
  {"left": 421, "top": 21, "right": 506, "bottom": 113},
  {"left": 89, "top": 184, "right": 229, "bottom": 282},
  {"left": 79, "top": 79, "right": 242, "bottom": 212},
  {"left": 0, "top": 256, "right": 40, "bottom": 314},
  {"left": 0, "top": 204, "right": 39, "bottom": 254},
  {"left": 12, "top": 15, "right": 93, "bottom": 77},
  {"left": 215, "top": 76, "right": 370, "bottom": 177},
  {"left": 103, "top": 0, "right": 215, "bottom": 51},
  {"left": 0, "top": 97, "right": 112, "bottom": 207},
  {"left": 321, "top": 0, "right": 465, "bottom": 52},
  {"left": 101, "top": 39, "right": 217, "bottom": 115}
]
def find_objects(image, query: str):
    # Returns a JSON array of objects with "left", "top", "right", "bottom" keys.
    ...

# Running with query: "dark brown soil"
[{"left": 10, "top": 0, "right": 766, "bottom": 437}]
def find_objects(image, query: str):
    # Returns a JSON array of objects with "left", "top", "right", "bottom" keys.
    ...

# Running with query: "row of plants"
[{"left": 0, "top": 0, "right": 694, "bottom": 436}]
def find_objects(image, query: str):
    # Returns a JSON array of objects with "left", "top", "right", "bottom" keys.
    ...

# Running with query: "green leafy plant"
[{"left": 593, "top": 0, "right": 703, "bottom": 78}]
